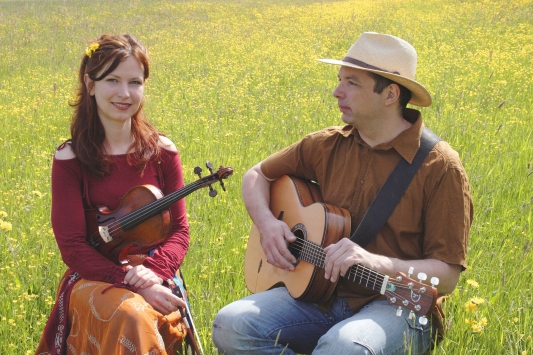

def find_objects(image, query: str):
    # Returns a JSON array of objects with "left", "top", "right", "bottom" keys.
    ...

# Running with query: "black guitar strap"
[{"left": 350, "top": 127, "right": 441, "bottom": 247}]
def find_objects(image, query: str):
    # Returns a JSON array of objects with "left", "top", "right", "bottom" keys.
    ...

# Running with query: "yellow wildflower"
[
  {"left": 514, "top": 317, "right": 519, "bottom": 323},
  {"left": 470, "top": 297, "right": 485, "bottom": 305},
  {"left": 466, "top": 279, "right": 479, "bottom": 288},
  {"left": 464, "top": 300, "right": 478, "bottom": 312},
  {"left": 471, "top": 323, "right": 483, "bottom": 332},
  {"left": 0, "top": 211, "right": 7, "bottom": 218},
  {"left": 31, "top": 191, "right": 43, "bottom": 198},
  {"left": 479, "top": 317, "right": 488, "bottom": 327},
  {"left": 0, "top": 220, "right": 13, "bottom": 232}
]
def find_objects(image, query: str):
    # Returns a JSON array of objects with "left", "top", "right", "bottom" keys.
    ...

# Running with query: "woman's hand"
[
  {"left": 136, "top": 283, "right": 187, "bottom": 315},
  {"left": 124, "top": 264, "right": 163, "bottom": 289}
]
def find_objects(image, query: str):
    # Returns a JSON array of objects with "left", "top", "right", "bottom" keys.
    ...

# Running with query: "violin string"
[{"left": 103, "top": 178, "right": 216, "bottom": 236}]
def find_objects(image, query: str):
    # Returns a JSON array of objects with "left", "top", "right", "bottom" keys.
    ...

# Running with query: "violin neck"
[{"left": 119, "top": 180, "right": 204, "bottom": 231}]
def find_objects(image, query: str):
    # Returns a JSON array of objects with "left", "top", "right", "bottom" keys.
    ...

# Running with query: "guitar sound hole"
[{"left": 288, "top": 224, "right": 306, "bottom": 264}]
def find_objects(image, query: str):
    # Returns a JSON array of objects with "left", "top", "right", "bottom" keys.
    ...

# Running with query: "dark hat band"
[{"left": 342, "top": 56, "right": 400, "bottom": 75}]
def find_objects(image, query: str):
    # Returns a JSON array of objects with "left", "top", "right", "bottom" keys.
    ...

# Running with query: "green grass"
[{"left": 0, "top": 0, "right": 532, "bottom": 354}]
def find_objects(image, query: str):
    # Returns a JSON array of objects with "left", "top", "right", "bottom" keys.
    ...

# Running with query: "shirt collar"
[{"left": 340, "top": 108, "right": 424, "bottom": 164}]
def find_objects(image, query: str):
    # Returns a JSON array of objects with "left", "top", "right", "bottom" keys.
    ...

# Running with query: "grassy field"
[{"left": 0, "top": 0, "right": 532, "bottom": 354}]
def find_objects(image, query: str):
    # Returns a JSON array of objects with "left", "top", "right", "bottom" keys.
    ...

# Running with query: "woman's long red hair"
[{"left": 69, "top": 34, "right": 161, "bottom": 177}]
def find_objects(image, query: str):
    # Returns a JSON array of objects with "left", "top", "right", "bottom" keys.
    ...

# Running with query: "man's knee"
[{"left": 314, "top": 333, "right": 376, "bottom": 355}]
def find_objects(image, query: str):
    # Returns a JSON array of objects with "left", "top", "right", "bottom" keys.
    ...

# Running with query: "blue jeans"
[{"left": 212, "top": 287, "right": 434, "bottom": 355}]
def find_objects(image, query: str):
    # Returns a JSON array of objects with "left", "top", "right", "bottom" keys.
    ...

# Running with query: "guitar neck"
[{"left": 299, "top": 239, "right": 389, "bottom": 294}]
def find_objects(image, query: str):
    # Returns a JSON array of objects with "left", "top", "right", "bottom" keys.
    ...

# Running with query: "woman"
[{"left": 35, "top": 34, "right": 190, "bottom": 355}]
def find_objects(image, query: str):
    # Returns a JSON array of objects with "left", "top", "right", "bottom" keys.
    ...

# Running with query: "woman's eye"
[
  {"left": 130, "top": 80, "right": 142, "bottom": 85},
  {"left": 106, "top": 78, "right": 118, "bottom": 83}
]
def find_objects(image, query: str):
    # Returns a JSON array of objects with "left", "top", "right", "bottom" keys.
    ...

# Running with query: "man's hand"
[
  {"left": 323, "top": 238, "right": 380, "bottom": 282},
  {"left": 258, "top": 218, "right": 297, "bottom": 271}
]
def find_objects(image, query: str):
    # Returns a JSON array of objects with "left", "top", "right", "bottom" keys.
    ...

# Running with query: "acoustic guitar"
[{"left": 245, "top": 175, "right": 437, "bottom": 316}]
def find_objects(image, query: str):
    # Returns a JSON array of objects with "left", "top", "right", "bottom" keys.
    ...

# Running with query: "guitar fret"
[{"left": 297, "top": 239, "right": 385, "bottom": 293}]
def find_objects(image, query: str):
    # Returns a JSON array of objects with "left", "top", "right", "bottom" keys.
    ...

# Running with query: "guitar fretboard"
[{"left": 295, "top": 239, "right": 387, "bottom": 294}]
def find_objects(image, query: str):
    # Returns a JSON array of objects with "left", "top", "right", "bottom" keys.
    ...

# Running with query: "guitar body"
[{"left": 245, "top": 175, "right": 351, "bottom": 303}]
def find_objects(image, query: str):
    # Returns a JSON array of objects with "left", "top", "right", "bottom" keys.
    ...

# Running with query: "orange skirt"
[{"left": 36, "top": 273, "right": 187, "bottom": 355}]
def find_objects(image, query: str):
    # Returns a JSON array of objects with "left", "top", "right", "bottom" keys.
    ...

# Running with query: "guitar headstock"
[{"left": 384, "top": 271, "right": 437, "bottom": 316}]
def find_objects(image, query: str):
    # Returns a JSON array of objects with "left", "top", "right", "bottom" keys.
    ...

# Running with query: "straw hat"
[{"left": 318, "top": 32, "right": 432, "bottom": 107}]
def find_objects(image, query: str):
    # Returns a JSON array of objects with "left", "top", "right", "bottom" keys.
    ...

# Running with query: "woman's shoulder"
[
  {"left": 55, "top": 141, "right": 77, "bottom": 160},
  {"left": 158, "top": 135, "right": 178, "bottom": 153}
]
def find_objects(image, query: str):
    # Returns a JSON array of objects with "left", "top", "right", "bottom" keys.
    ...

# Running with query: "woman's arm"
[
  {"left": 52, "top": 145, "right": 127, "bottom": 284},
  {"left": 141, "top": 140, "right": 190, "bottom": 282}
]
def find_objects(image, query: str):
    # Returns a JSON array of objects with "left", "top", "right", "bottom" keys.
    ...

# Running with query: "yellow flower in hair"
[{"left": 85, "top": 42, "right": 100, "bottom": 58}]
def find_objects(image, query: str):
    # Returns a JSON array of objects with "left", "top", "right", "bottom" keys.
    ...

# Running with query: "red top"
[{"left": 51, "top": 146, "right": 190, "bottom": 285}]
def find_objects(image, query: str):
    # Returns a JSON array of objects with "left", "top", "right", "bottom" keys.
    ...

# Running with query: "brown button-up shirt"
[{"left": 261, "top": 109, "right": 473, "bottom": 337}]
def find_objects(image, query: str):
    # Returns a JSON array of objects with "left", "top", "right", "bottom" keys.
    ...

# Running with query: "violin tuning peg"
[
  {"left": 431, "top": 277, "right": 440, "bottom": 287},
  {"left": 419, "top": 316, "right": 428, "bottom": 325},
  {"left": 206, "top": 161, "right": 214, "bottom": 173},
  {"left": 209, "top": 189, "right": 218, "bottom": 197},
  {"left": 219, "top": 180, "right": 226, "bottom": 192},
  {"left": 194, "top": 166, "right": 202, "bottom": 176},
  {"left": 417, "top": 272, "right": 427, "bottom": 282}
]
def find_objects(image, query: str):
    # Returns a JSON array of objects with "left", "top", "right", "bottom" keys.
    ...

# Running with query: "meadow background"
[{"left": 0, "top": 0, "right": 532, "bottom": 354}]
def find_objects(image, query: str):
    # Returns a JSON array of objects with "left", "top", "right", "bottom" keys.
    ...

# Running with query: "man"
[{"left": 212, "top": 32, "right": 473, "bottom": 354}]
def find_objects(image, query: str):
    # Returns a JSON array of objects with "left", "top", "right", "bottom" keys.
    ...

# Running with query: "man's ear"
[
  {"left": 84, "top": 74, "right": 95, "bottom": 96},
  {"left": 384, "top": 83, "right": 400, "bottom": 106}
]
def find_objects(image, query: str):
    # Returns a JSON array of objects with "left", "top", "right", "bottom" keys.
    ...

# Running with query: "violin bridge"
[
  {"left": 98, "top": 226, "right": 113, "bottom": 243},
  {"left": 380, "top": 275, "right": 389, "bottom": 295}
]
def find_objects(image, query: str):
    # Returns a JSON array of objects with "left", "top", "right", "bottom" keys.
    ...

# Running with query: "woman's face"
[{"left": 86, "top": 56, "right": 145, "bottom": 126}]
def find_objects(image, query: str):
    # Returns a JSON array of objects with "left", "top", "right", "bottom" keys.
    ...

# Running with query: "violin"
[{"left": 85, "top": 162, "right": 233, "bottom": 264}]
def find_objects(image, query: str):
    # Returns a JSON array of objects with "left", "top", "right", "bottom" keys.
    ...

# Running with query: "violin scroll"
[{"left": 194, "top": 161, "right": 234, "bottom": 197}]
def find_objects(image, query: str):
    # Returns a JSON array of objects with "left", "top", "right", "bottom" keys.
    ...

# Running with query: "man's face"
[{"left": 332, "top": 66, "right": 386, "bottom": 127}]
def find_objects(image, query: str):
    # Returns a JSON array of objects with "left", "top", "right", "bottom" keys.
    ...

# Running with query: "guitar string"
[
  {"left": 293, "top": 238, "right": 383, "bottom": 288},
  {"left": 89, "top": 177, "right": 218, "bottom": 244},
  {"left": 289, "top": 238, "right": 429, "bottom": 310},
  {"left": 288, "top": 238, "right": 385, "bottom": 293},
  {"left": 290, "top": 238, "right": 429, "bottom": 294}
]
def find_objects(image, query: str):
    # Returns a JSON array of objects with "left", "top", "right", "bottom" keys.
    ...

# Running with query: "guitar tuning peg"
[
  {"left": 417, "top": 272, "right": 427, "bottom": 283},
  {"left": 431, "top": 277, "right": 440, "bottom": 287},
  {"left": 409, "top": 311, "right": 415, "bottom": 321},
  {"left": 396, "top": 306, "right": 403, "bottom": 317},
  {"left": 419, "top": 316, "right": 428, "bottom": 325},
  {"left": 407, "top": 267, "right": 414, "bottom": 278}
]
